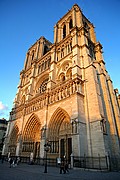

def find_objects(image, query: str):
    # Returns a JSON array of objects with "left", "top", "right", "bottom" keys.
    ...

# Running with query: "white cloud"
[
  {"left": 0, "top": 101, "right": 9, "bottom": 119},
  {"left": 0, "top": 101, "right": 8, "bottom": 111}
]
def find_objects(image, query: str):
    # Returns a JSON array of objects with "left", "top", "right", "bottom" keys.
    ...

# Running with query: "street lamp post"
[{"left": 44, "top": 141, "right": 51, "bottom": 173}]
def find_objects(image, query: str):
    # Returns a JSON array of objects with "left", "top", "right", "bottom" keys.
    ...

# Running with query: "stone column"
[
  {"left": 39, "top": 37, "right": 44, "bottom": 58},
  {"left": 54, "top": 24, "right": 58, "bottom": 43},
  {"left": 72, "top": 6, "right": 76, "bottom": 27},
  {"left": 57, "top": 25, "right": 61, "bottom": 43},
  {"left": 70, "top": 153, "right": 73, "bottom": 168},
  {"left": 16, "top": 142, "right": 20, "bottom": 156},
  {"left": 40, "top": 127, "right": 44, "bottom": 158},
  {"left": 36, "top": 41, "right": 40, "bottom": 59}
]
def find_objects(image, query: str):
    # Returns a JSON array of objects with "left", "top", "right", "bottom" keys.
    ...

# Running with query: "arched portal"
[
  {"left": 22, "top": 114, "right": 41, "bottom": 158},
  {"left": 48, "top": 107, "right": 72, "bottom": 162},
  {"left": 9, "top": 125, "right": 19, "bottom": 156}
]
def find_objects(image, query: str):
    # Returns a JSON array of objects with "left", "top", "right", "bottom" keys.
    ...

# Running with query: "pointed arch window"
[
  {"left": 43, "top": 45, "right": 49, "bottom": 55},
  {"left": 69, "top": 19, "right": 73, "bottom": 30},
  {"left": 32, "top": 51, "right": 34, "bottom": 60},
  {"left": 61, "top": 48, "right": 64, "bottom": 58},
  {"left": 63, "top": 24, "right": 66, "bottom": 39},
  {"left": 88, "top": 40, "right": 95, "bottom": 59}
]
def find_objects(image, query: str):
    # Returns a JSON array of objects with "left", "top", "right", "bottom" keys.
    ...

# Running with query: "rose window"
[{"left": 40, "top": 78, "right": 49, "bottom": 93}]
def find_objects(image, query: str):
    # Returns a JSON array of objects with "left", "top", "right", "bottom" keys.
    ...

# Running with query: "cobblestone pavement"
[{"left": 0, "top": 161, "right": 120, "bottom": 180}]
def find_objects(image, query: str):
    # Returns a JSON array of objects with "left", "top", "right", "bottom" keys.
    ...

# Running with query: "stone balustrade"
[{"left": 11, "top": 78, "right": 83, "bottom": 119}]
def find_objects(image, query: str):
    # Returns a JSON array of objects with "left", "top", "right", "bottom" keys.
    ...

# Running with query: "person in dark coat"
[
  {"left": 9, "top": 158, "right": 13, "bottom": 168},
  {"left": 14, "top": 158, "right": 17, "bottom": 167},
  {"left": 1, "top": 155, "right": 4, "bottom": 163},
  {"left": 60, "top": 161, "right": 66, "bottom": 174},
  {"left": 65, "top": 161, "right": 69, "bottom": 173}
]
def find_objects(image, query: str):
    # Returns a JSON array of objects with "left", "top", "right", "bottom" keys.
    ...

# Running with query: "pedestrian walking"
[
  {"left": 1, "top": 155, "right": 4, "bottom": 163},
  {"left": 60, "top": 161, "right": 66, "bottom": 174},
  {"left": 12, "top": 159, "right": 15, "bottom": 167},
  {"left": 9, "top": 158, "right": 13, "bottom": 168},
  {"left": 17, "top": 156, "right": 20, "bottom": 165},
  {"left": 14, "top": 158, "right": 17, "bottom": 167},
  {"left": 65, "top": 161, "right": 69, "bottom": 173}
]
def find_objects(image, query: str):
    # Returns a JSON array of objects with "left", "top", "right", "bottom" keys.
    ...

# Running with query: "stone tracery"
[
  {"left": 22, "top": 114, "right": 41, "bottom": 157},
  {"left": 8, "top": 125, "right": 19, "bottom": 156},
  {"left": 48, "top": 107, "right": 72, "bottom": 155}
]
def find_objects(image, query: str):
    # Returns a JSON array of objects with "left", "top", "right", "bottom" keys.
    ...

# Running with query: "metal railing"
[
  {"left": 2, "top": 154, "right": 120, "bottom": 171},
  {"left": 73, "top": 156, "right": 109, "bottom": 170},
  {"left": 3, "top": 156, "right": 58, "bottom": 167}
]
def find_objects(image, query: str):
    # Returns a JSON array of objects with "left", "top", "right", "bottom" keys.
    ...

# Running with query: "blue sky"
[{"left": 0, "top": 0, "right": 120, "bottom": 120}]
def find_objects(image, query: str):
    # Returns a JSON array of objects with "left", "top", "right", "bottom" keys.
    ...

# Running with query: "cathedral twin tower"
[{"left": 3, "top": 4, "right": 120, "bottom": 169}]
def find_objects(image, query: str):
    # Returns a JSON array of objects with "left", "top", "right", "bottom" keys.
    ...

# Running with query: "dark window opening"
[
  {"left": 32, "top": 51, "right": 34, "bottom": 60},
  {"left": 83, "top": 21, "right": 88, "bottom": 29},
  {"left": 60, "top": 139, "right": 65, "bottom": 158},
  {"left": 61, "top": 48, "right": 64, "bottom": 58},
  {"left": 62, "top": 75, "right": 65, "bottom": 82},
  {"left": 88, "top": 40, "right": 95, "bottom": 59},
  {"left": 43, "top": 45, "right": 49, "bottom": 55},
  {"left": 63, "top": 25, "right": 66, "bottom": 39},
  {"left": 83, "top": 21, "right": 90, "bottom": 38},
  {"left": 69, "top": 19, "right": 73, "bottom": 29}
]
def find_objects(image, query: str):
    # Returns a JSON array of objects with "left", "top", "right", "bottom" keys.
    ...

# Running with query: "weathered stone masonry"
[{"left": 3, "top": 4, "right": 120, "bottom": 168}]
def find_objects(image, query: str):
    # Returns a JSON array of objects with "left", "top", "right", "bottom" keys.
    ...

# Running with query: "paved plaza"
[{"left": 0, "top": 161, "right": 120, "bottom": 180}]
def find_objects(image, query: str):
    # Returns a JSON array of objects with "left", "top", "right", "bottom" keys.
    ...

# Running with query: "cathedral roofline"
[
  {"left": 28, "top": 36, "right": 52, "bottom": 52},
  {"left": 55, "top": 4, "right": 82, "bottom": 26}
]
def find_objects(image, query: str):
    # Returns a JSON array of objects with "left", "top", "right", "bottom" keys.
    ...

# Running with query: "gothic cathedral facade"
[{"left": 3, "top": 4, "right": 120, "bottom": 165}]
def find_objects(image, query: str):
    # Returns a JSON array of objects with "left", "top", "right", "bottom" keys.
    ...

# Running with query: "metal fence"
[
  {"left": 33, "top": 157, "right": 57, "bottom": 167},
  {"left": 4, "top": 156, "right": 58, "bottom": 167},
  {"left": 73, "top": 156, "right": 109, "bottom": 170},
  {"left": 2, "top": 155, "right": 120, "bottom": 171},
  {"left": 109, "top": 156, "right": 120, "bottom": 171}
]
